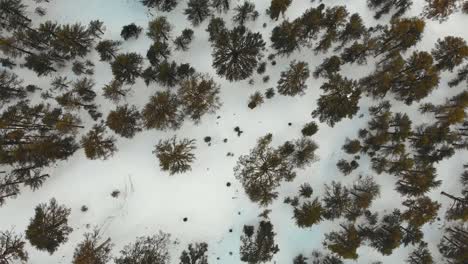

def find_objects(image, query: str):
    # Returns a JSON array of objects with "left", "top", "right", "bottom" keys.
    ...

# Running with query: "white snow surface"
[{"left": 0, "top": 0, "right": 467, "bottom": 263}]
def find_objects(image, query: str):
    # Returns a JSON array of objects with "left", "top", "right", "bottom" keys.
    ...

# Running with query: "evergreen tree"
[
  {"left": 324, "top": 224, "right": 361, "bottom": 260},
  {"left": 292, "top": 254, "right": 308, "bottom": 264},
  {"left": 441, "top": 191, "right": 467, "bottom": 222},
  {"left": 431, "top": 36, "right": 468, "bottom": 72},
  {"left": 336, "top": 159, "right": 359, "bottom": 176},
  {"left": 147, "top": 40, "right": 171, "bottom": 66},
  {"left": 423, "top": 0, "right": 462, "bottom": 22},
  {"left": 55, "top": 77, "right": 101, "bottom": 120},
  {"left": 0, "top": 0, "right": 31, "bottom": 31},
  {"left": 289, "top": 137, "right": 318, "bottom": 169},
  {"left": 267, "top": 0, "right": 292, "bottom": 20},
  {"left": 277, "top": 60, "right": 310, "bottom": 96},
  {"left": 121, "top": 23, "right": 143, "bottom": 40},
  {"left": 0, "top": 229, "right": 28, "bottom": 264},
  {"left": 406, "top": 242, "right": 433, "bottom": 264},
  {"left": 106, "top": 104, "right": 142, "bottom": 139},
  {"left": 95, "top": 40, "right": 121, "bottom": 61},
  {"left": 301, "top": 121, "right": 318, "bottom": 136},
  {"left": 206, "top": 16, "right": 226, "bottom": 43},
  {"left": 81, "top": 123, "right": 117, "bottom": 160},
  {"left": 25, "top": 198, "right": 73, "bottom": 254},
  {"left": 153, "top": 136, "right": 196, "bottom": 175},
  {"left": 174, "top": 29, "right": 194, "bottom": 51},
  {"left": 368, "top": 0, "right": 412, "bottom": 19},
  {"left": 102, "top": 79, "right": 130, "bottom": 103},
  {"left": 0, "top": 70, "right": 29, "bottom": 103},
  {"left": 179, "top": 242, "right": 208, "bottom": 264},
  {"left": 240, "top": 221, "right": 279, "bottom": 264},
  {"left": 293, "top": 198, "right": 323, "bottom": 228},
  {"left": 154, "top": 61, "right": 178, "bottom": 87},
  {"left": 361, "top": 51, "right": 439, "bottom": 105},
  {"left": 270, "top": 19, "right": 302, "bottom": 56},
  {"left": 233, "top": 1, "right": 259, "bottom": 25},
  {"left": 115, "top": 232, "right": 171, "bottom": 264},
  {"left": 312, "top": 74, "right": 361, "bottom": 127},
  {"left": 247, "top": 91, "right": 264, "bottom": 109},
  {"left": 72, "top": 60, "right": 94, "bottom": 76},
  {"left": 402, "top": 196, "right": 441, "bottom": 227},
  {"left": 72, "top": 230, "right": 112, "bottom": 264},
  {"left": 438, "top": 224, "right": 468, "bottom": 264},
  {"left": 211, "top": 0, "right": 230, "bottom": 13},
  {"left": 147, "top": 16, "right": 172, "bottom": 42},
  {"left": 111, "top": 52, "right": 143, "bottom": 84},
  {"left": 141, "top": 0, "right": 178, "bottom": 12},
  {"left": 184, "top": 0, "right": 211, "bottom": 26},
  {"left": 322, "top": 181, "right": 350, "bottom": 220},
  {"left": 314, "top": 6, "right": 349, "bottom": 54},
  {"left": 142, "top": 91, "right": 184, "bottom": 131},
  {"left": 234, "top": 134, "right": 295, "bottom": 206},
  {"left": 23, "top": 53, "right": 56, "bottom": 76},
  {"left": 313, "top": 56, "right": 342, "bottom": 79},
  {"left": 310, "top": 250, "right": 344, "bottom": 264},
  {"left": 449, "top": 63, "right": 468, "bottom": 87},
  {"left": 340, "top": 38, "right": 377, "bottom": 65},
  {"left": 336, "top": 13, "right": 366, "bottom": 50},
  {"left": 211, "top": 26, "right": 265, "bottom": 81},
  {"left": 376, "top": 17, "right": 425, "bottom": 57},
  {"left": 178, "top": 73, "right": 221, "bottom": 123}
]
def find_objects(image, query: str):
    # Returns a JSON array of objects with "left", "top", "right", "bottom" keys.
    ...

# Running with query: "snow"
[{"left": 0, "top": 0, "right": 467, "bottom": 263}]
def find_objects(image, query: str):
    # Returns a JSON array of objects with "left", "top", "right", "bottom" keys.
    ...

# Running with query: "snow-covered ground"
[{"left": 0, "top": 0, "right": 467, "bottom": 263}]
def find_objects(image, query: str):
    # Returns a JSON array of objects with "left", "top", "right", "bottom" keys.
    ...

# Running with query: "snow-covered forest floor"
[{"left": 0, "top": 0, "right": 467, "bottom": 263}]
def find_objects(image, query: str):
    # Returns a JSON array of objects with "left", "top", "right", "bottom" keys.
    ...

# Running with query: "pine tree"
[
  {"left": 431, "top": 36, "right": 468, "bottom": 72},
  {"left": 184, "top": 0, "right": 211, "bottom": 26},
  {"left": 340, "top": 38, "right": 377, "bottom": 65},
  {"left": 154, "top": 61, "right": 178, "bottom": 87},
  {"left": 211, "top": 0, "right": 230, "bottom": 13},
  {"left": 313, "top": 56, "right": 342, "bottom": 79},
  {"left": 154, "top": 136, "right": 196, "bottom": 175},
  {"left": 174, "top": 29, "right": 194, "bottom": 51},
  {"left": 438, "top": 224, "right": 468, "bottom": 264},
  {"left": 337, "top": 159, "right": 359, "bottom": 176},
  {"left": 314, "top": 6, "right": 349, "bottom": 54},
  {"left": 406, "top": 242, "right": 433, "bottom": 264},
  {"left": 179, "top": 242, "right": 208, "bottom": 264},
  {"left": 324, "top": 224, "right": 361, "bottom": 260},
  {"left": 72, "top": 60, "right": 94, "bottom": 76},
  {"left": 0, "top": 69, "right": 29, "bottom": 103},
  {"left": 240, "top": 221, "right": 279, "bottom": 264},
  {"left": 233, "top": 1, "right": 258, "bottom": 25},
  {"left": 106, "top": 104, "right": 142, "bottom": 139},
  {"left": 0, "top": 0, "right": 31, "bottom": 31},
  {"left": 267, "top": 0, "right": 292, "bottom": 20},
  {"left": 95, "top": 40, "right": 120, "bottom": 61},
  {"left": 141, "top": 0, "right": 178, "bottom": 12},
  {"left": 336, "top": 13, "right": 367, "bottom": 50},
  {"left": 277, "top": 60, "right": 310, "bottom": 96},
  {"left": 111, "top": 53, "right": 143, "bottom": 84},
  {"left": 206, "top": 16, "right": 226, "bottom": 43},
  {"left": 401, "top": 196, "right": 441, "bottom": 227},
  {"left": 178, "top": 73, "right": 221, "bottom": 123},
  {"left": 142, "top": 91, "right": 184, "bottom": 131},
  {"left": 440, "top": 191, "right": 467, "bottom": 222},
  {"left": 115, "top": 232, "right": 171, "bottom": 264},
  {"left": 312, "top": 74, "right": 361, "bottom": 126},
  {"left": 376, "top": 17, "right": 425, "bottom": 57},
  {"left": 322, "top": 181, "right": 351, "bottom": 220},
  {"left": 72, "top": 230, "right": 112, "bottom": 264},
  {"left": 81, "top": 123, "right": 117, "bottom": 160},
  {"left": 146, "top": 40, "right": 171, "bottom": 66},
  {"left": 0, "top": 229, "right": 28, "bottom": 263},
  {"left": 361, "top": 51, "right": 439, "bottom": 105},
  {"left": 121, "top": 23, "right": 143, "bottom": 40},
  {"left": 247, "top": 91, "right": 264, "bottom": 109},
  {"left": 25, "top": 198, "right": 73, "bottom": 254},
  {"left": 102, "top": 79, "right": 130, "bottom": 103},
  {"left": 449, "top": 63, "right": 468, "bottom": 87},
  {"left": 368, "top": 0, "right": 413, "bottom": 19},
  {"left": 293, "top": 198, "right": 323, "bottom": 228},
  {"left": 301, "top": 121, "right": 318, "bottom": 136},
  {"left": 234, "top": 134, "right": 296, "bottom": 206},
  {"left": 289, "top": 137, "right": 318, "bottom": 169},
  {"left": 23, "top": 53, "right": 56, "bottom": 76},
  {"left": 310, "top": 250, "right": 344, "bottom": 264},
  {"left": 55, "top": 77, "right": 101, "bottom": 120},
  {"left": 422, "top": 0, "right": 462, "bottom": 22},
  {"left": 212, "top": 26, "right": 265, "bottom": 81},
  {"left": 147, "top": 16, "right": 172, "bottom": 42},
  {"left": 270, "top": 19, "right": 302, "bottom": 56}
]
